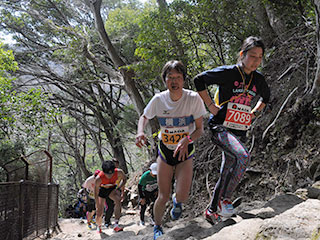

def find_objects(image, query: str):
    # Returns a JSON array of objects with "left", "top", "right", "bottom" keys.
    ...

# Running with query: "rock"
[
  {"left": 309, "top": 160, "right": 320, "bottom": 181},
  {"left": 203, "top": 218, "right": 264, "bottom": 240},
  {"left": 312, "top": 181, "right": 320, "bottom": 189},
  {"left": 256, "top": 199, "right": 320, "bottom": 240},
  {"left": 129, "top": 192, "right": 139, "bottom": 207},
  {"left": 294, "top": 188, "right": 308, "bottom": 200},
  {"left": 125, "top": 209, "right": 137, "bottom": 215},
  {"left": 49, "top": 194, "right": 320, "bottom": 240},
  {"left": 307, "top": 186, "right": 320, "bottom": 199}
]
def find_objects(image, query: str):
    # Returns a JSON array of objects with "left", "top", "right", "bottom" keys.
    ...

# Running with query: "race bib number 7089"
[{"left": 223, "top": 103, "right": 252, "bottom": 131}]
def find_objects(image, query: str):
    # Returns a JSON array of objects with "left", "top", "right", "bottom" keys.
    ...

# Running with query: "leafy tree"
[
  {"left": 0, "top": 42, "right": 55, "bottom": 180},
  {"left": 0, "top": 43, "right": 54, "bottom": 143},
  {"left": 134, "top": 0, "right": 260, "bottom": 88},
  {"left": 0, "top": 0, "right": 131, "bottom": 174}
]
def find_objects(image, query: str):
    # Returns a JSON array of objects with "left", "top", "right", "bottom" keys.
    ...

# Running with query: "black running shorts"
[
  {"left": 158, "top": 140, "right": 194, "bottom": 166},
  {"left": 98, "top": 186, "right": 116, "bottom": 199},
  {"left": 86, "top": 197, "right": 96, "bottom": 212}
]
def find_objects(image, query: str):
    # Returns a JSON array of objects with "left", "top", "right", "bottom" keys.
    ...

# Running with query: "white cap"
[{"left": 150, "top": 163, "right": 157, "bottom": 175}]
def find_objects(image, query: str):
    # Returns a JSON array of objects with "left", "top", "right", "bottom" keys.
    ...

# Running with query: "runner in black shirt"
[{"left": 193, "top": 36, "right": 270, "bottom": 223}]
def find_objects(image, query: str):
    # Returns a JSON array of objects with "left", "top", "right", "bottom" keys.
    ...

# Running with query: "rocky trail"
[{"left": 48, "top": 185, "right": 320, "bottom": 240}]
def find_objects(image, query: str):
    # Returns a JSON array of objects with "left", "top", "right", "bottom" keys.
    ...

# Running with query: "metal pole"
[
  {"left": 18, "top": 180, "right": 24, "bottom": 240},
  {"left": 44, "top": 150, "right": 53, "bottom": 183},
  {"left": 46, "top": 183, "right": 52, "bottom": 238}
]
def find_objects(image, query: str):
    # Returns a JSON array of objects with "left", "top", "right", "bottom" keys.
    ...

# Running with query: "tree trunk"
[
  {"left": 311, "top": 0, "right": 320, "bottom": 94},
  {"left": 248, "top": 0, "right": 277, "bottom": 47},
  {"left": 89, "top": 0, "right": 159, "bottom": 159},
  {"left": 90, "top": 0, "right": 145, "bottom": 115},
  {"left": 263, "top": 2, "right": 287, "bottom": 38}
]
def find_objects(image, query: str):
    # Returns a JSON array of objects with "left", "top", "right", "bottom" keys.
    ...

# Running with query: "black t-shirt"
[{"left": 194, "top": 64, "right": 270, "bottom": 136}]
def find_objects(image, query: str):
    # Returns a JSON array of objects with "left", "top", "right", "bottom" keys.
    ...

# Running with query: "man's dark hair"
[
  {"left": 161, "top": 60, "right": 186, "bottom": 85},
  {"left": 102, "top": 161, "right": 115, "bottom": 174}
]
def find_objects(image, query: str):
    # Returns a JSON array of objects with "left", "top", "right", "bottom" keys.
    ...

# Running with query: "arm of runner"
[
  {"left": 94, "top": 176, "right": 101, "bottom": 205},
  {"left": 197, "top": 90, "right": 220, "bottom": 116},
  {"left": 251, "top": 100, "right": 266, "bottom": 119},
  {"left": 173, "top": 116, "right": 204, "bottom": 161},
  {"left": 136, "top": 115, "right": 149, "bottom": 148},
  {"left": 117, "top": 170, "right": 127, "bottom": 191},
  {"left": 117, "top": 170, "right": 127, "bottom": 200},
  {"left": 138, "top": 184, "right": 145, "bottom": 198}
]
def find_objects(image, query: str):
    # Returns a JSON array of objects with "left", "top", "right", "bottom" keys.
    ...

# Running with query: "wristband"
[{"left": 187, "top": 135, "right": 192, "bottom": 142}]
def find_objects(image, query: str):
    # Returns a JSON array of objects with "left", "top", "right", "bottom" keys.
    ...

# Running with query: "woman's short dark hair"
[
  {"left": 102, "top": 161, "right": 115, "bottom": 174},
  {"left": 241, "top": 36, "right": 265, "bottom": 55},
  {"left": 161, "top": 60, "right": 186, "bottom": 84}
]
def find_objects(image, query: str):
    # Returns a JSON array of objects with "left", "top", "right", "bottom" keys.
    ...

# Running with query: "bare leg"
[
  {"left": 87, "top": 210, "right": 95, "bottom": 223},
  {"left": 109, "top": 189, "right": 122, "bottom": 222},
  {"left": 174, "top": 158, "right": 193, "bottom": 203},
  {"left": 95, "top": 197, "right": 105, "bottom": 227},
  {"left": 153, "top": 156, "right": 174, "bottom": 226}
]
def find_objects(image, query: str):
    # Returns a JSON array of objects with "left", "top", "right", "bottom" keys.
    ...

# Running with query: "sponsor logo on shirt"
[{"left": 163, "top": 110, "right": 170, "bottom": 115}]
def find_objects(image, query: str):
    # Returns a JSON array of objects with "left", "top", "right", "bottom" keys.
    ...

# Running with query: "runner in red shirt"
[{"left": 94, "top": 160, "right": 126, "bottom": 233}]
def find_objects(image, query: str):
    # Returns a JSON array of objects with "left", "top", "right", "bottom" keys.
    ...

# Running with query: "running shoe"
[
  {"left": 204, "top": 208, "right": 221, "bottom": 224},
  {"left": 105, "top": 222, "right": 111, "bottom": 228},
  {"left": 170, "top": 195, "right": 182, "bottom": 220},
  {"left": 153, "top": 225, "right": 163, "bottom": 240},
  {"left": 218, "top": 199, "right": 235, "bottom": 217},
  {"left": 113, "top": 226, "right": 124, "bottom": 232},
  {"left": 150, "top": 218, "right": 155, "bottom": 226},
  {"left": 139, "top": 220, "right": 145, "bottom": 226},
  {"left": 87, "top": 223, "right": 92, "bottom": 230},
  {"left": 97, "top": 225, "right": 102, "bottom": 234}
]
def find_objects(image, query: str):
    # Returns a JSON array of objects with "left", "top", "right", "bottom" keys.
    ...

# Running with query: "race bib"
[
  {"left": 145, "top": 183, "right": 158, "bottom": 192},
  {"left": 223, "top": 102, "right": 252, "bottom": 131},
  {"left": 88, "top": 191, "right": 95, "bottom": 199},
  {"left": 161, "top": 127, "right": 189, "bottom": 150}
]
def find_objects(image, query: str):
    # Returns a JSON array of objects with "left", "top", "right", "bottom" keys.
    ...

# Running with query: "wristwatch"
[{"left": 253, "top": 111, "right": 261, "bottom": 117}]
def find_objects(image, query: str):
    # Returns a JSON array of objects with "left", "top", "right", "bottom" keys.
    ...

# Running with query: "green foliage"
[
  {"left": 264, "top": 0, "right": 315, "bottom": 28},
  {"left": 106, "top": 6, "right": 142, "bottom": 63},
  {"left": 0, "top": 140, "right": 24, "bottom": 182},
  {"left": 0, "top": 83, "right": 56, "bottom": 139},
  {"left": 134, "top": 6, "right": 180, "bottom": 88},
  {"left": 0, "top": 45, "right": 17, "bottom": 74},
  {"left": 0, "top": 42, "right": 57, "bottom": 168},
  {"left": 134, "top": 0, "right": 261, "bottom": 89}
]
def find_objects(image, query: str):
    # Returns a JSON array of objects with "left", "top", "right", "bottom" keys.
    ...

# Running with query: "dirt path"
[
  {"left": 47, "top": 193, "right": 320, "bottom": 240},
  {"left": 49, "top": 209, "right": 154, "bottom": 240}
]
